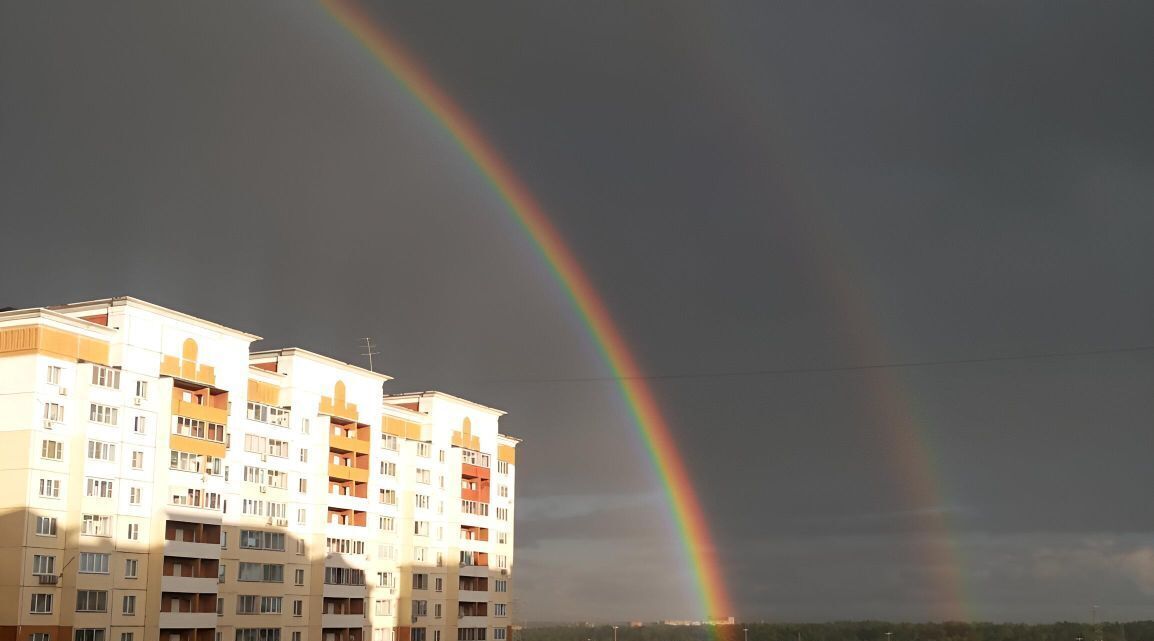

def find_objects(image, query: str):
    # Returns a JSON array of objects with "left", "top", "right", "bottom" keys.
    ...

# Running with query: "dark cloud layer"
[{"left": 1, "top": 0, "right": 1151, "bottom": 623}]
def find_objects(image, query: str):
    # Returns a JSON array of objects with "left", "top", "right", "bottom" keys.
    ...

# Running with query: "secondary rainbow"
[{"left": 321, "top": 0, "right": 735, "bottom": 623}]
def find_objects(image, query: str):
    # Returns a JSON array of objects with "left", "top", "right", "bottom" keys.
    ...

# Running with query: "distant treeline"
[{"left": 520, "top": 621, "right": 1154, "bottom": 641}]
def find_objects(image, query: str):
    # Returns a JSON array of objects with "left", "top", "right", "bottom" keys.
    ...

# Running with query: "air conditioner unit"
[
  {"left": 266, "top": 517, "right": 274, "bottom": 526},
  {"left": 58, "top": 387, "right": 68, "bottom": 396},
  {"left": 133, "top": 396, "right": 143, "bottom": 406},
  {"left": 42, "top": 420, "right": 54, "bottom": 430},
  {"left": 500, "top": 569, "right": 508, "bottom": 575},
  {"left": 412, "top": 616, "right": 419, "bottom": 624},
  {"left": 259, "top": 485, "right": 267, "bottom": 493}
]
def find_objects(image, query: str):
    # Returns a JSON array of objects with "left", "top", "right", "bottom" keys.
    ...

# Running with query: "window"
[
  {"left": 41, "top": 440, "right": 63, "bottom": 460},
  {"left": 239, "top": 530, "right": 285, "bottom": 551},
  {"left": 38, "top": 478, "right": 60, "bottom": 498},
  {"left": 292, "top": 634, "right": 301, "bottom": 641},
  {"left": 497, "top": 532, "right": 508, "bottom": 545},
  {"left": 235, "top": 631, "right": 280, "bottom": 641},
  {"left": 416, "top": 442, "right": 431, "bottom": 458},
  {"left": 133, "top": 416, "right": 147, "bottom": 434},
  {"left": 382, "top": 434, "right": 398, "bottom": 451},
  {"left": 494, "top": 603, "right": 507, "bottom": 617},
  {"left": 294, "top": 568, "right": 305, "bottom": 585},
  {"left": 296, "top": 508, "right": 307, "bottom": 525},
  {"left": 496, "top": 507, "right": 509, "bottom": 521},
  {"left": 43, "top": 402, "right": 64, "bottom": 422},
  {"left": 81, "top": 514, "right": 111, "bottom": 536},
  {"left": 121, "top": 634, "right": 134, "bottom": 641},
  {"left": 131, "top": 450, "right": 144, "bottom": 469},
  {"left": 35, "top": 516, "right": 57, "bottom": 536},
  {"left": 377, "top": 571, "right": 394, "bottom": 587},
  {"left": 323, "top": 566, "right": 365, "bottom": 586},
  {"left": 47, "top": 365, "right": 61, "bottom": 385},
  {"left": 496, "top": 554, "right": 508, "bottom": 569},
  {"left": 32, "top": 554, "right": 55, "bottom": 575},
  {"left": 122, "top": 595, "right": 136, "bottom": 615},
  {"left": 457, "top": 630, "right": 486, "bottom": 641},
  {"left": 412, "top": 573, "right": 429, "bottom": 590},
  {"left": 411, "top": 630, "right": 427, "bottom": 641},
  {"left": 238, "top": 562, "right": 284, "bottom": 583},
  {"left": 134, "top": 379, "right": 148, "bottom": 399},
  {"left": 412, "top": 600, "right": 428, "bottom": 617},
  {"left": 76, "top": 590, "right": 108, "bottom": 612},
  {"left": 174, "top": 416, "right": 224, "bottom": 442},
  {"left": 325, "top": 538, "right": 365, "bottom": 555},
  {"left": 129, "top": 486, "right": 142, "bottom": 504},
  {"left": 247, "top": 402, "right": 289, "bottom": 427},
  {"left": 74, "top": 631, "right": 105, "bottom": 641},
  {"left": 301, "top": 418, "right": 310, "bottom": 434},
  {"left": 381, "top": 461, "right": 396, "bottom": 476},
  {"left": 461, "top": 500, "right": 488, "bottom": 516},
  {"left": 414, "top": 521, "right": 429, "bottom": 536},
  {"left": 434, "top": 577, "right": 443, "bottom": 592},
  {"left": 126, "top": 522, "right": 140, "bottom": 540},
  {"left": 293, "top": 599, "right": 303, "bottom": 616},
  {"left": 494, "top": 629, "right": 507, "bottom": 641},
  {"left": 414, "top": 547, "right": 427, "bottom": 563},
  {"left": 30, "top": 593, "right": 53, "bottom": 614},
  {"left": 374, "top": 599, "right": 392, "bottom": 616},
  {"left": 415, "top": 494, "right": 430, "bottom": 509},
  {"left": 124, "top": 558, "right": 138, "bottom": 578},
  {"left": 497, "top": 460, "right": 509, "bottom": 474},
  {"left": 299, "top": 448, "right": 308, "bottom": 463},
  {"left": 267, "top": 439, "right": 288, "bottom": 458},
  {"left": 260, "top": 596, "right": 282, "bottom": 614},
  {"left": 495, "top": 579, "right": 508, "bottom": 593},
  {"left": 32, "top": 634, "right": 51, "bottom": 641},
  {"left": 416, "top": 468, "right": 431, "bottom": 484},
  {"left": 79, "top": 552, "right": 110, "bottom": 574},
  {"left": 435, "top": 603, "right": 443, "bottom": 619},
  {"left": 87, "top": 440, "right": 116, "bottom": 462},
  {"left": 298, "top": 478, "right": 307, "bottom": 493},
  {"left": 379, "top": 516, "right": 395, "bottom": 531},
  {"left": 91, "top": 365, "right": 120, "bottom": 388},
  {"left": 498, "top": 485, "right": 509, "bottom": 498},
  {"left": 89, "top": 403, "right": 118, "bottom": 425},
  {"left": 380, "top": 489, "right": 396, "bottom": 505},
  {"left": 86, "top": 478, "right": 114, "bottom": 498}
]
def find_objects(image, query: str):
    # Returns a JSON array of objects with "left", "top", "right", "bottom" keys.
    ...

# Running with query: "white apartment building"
[{"left": 0, "top": 297, "right": 517, "bottom": 641}]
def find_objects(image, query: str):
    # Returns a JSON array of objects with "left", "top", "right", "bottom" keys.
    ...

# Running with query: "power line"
[{"left": 486, "top": 343, "right": 1154, "bottom": 385}]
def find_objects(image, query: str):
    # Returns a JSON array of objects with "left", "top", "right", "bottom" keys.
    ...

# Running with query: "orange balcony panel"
[
  {"left": 320, "top": 396, "right": 359, "bottom": 422},
  {"left": 162, "top": 354, "right": 216, "bottom": 387},
  {"left": 0, "top": 325, "right": 110, "bottom": 365},
  {"left": 170, "top": 434, "right": 226, "bottom": 458},
  {"left": 329, "top": 433, "right": 370, "bottom": 454},
  {"left": 247, "top": 379, "right": 280, "bottom": 406},
  {"left": 171, "top": 398, "right": 228, "bottom": 424},
  {"left": 328, "top": 464, "right": 369, "bottom": 483},
  {"left": 498, "top": 444, "right": 516, "bottom": 465},
  {"left": 461, "top": 463, "right": 490, "bottom": 481},
  {"left": 461, "top": 488, "right": 488, "bottom": 503}
]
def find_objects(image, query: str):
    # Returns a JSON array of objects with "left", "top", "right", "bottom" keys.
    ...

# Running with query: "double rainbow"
[{"left": 321, "top": 0, "right": 735, "bottom": 622}]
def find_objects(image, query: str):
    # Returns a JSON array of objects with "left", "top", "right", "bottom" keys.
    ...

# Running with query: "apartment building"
[{"left": 0, "top": 297, "right": 517, "bottom": 641}]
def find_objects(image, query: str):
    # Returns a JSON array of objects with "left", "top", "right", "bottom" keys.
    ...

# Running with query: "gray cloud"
[{"left": 1, "top": 0, "right": 1151, "bottom": 622}]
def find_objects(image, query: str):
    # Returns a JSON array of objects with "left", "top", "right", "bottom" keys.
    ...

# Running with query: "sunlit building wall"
[{"left": 0, "top": 297, "right": 517, "bottom": 641}]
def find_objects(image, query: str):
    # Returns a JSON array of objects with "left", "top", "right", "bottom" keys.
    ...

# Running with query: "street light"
[
  {"left": 743, "top": 628, "right": 749, "bottom": 641},
  {"left": 613, "top": 626, "right": 619, "bottom": 641}
]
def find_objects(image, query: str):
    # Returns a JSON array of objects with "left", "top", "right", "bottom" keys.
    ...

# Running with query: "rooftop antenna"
[{"left": 360, "top": 337, "right": 379, "bottom": 372}]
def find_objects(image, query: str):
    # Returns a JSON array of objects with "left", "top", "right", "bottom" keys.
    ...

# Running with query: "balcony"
[
  {"left": 158, "top": 612, "right": 217, "bottom": 629},
  {"left": 323, "top": 613, "right": 367, "bottom": 628},
  {"left": 163, "top": 539, "right": 221, "bottom": 559},
  {"left": 327, "top": 464, "right": 369, "bottom": 483},
  {"left": 161, "top": 575, "right": 219, "bottom": 594},
  {"left": 329, "top": 433, "right": 370, "bottom": 455}
]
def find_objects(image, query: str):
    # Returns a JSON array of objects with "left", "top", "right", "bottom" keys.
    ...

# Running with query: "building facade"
[{"left": 0, "top": 297, "right": 517, "bottom": 641}]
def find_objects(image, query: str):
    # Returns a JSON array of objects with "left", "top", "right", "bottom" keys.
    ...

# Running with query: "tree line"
[{"left": 521, "top": 621, "right": 1154, "bottom": 641}]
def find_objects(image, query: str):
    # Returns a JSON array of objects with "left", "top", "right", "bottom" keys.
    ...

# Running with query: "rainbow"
[{"left": 320, "top": 0, "right": 735, "bottom": 623}]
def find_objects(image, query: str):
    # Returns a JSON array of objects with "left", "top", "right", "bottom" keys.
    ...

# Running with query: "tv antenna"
[{"left": 361, "top": 337, "right": 380, "bottom": 372}]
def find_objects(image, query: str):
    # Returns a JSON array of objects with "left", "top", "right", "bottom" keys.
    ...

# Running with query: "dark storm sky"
[{"left": 2, "top": 0, "right": 1152, "bottom": 623}]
